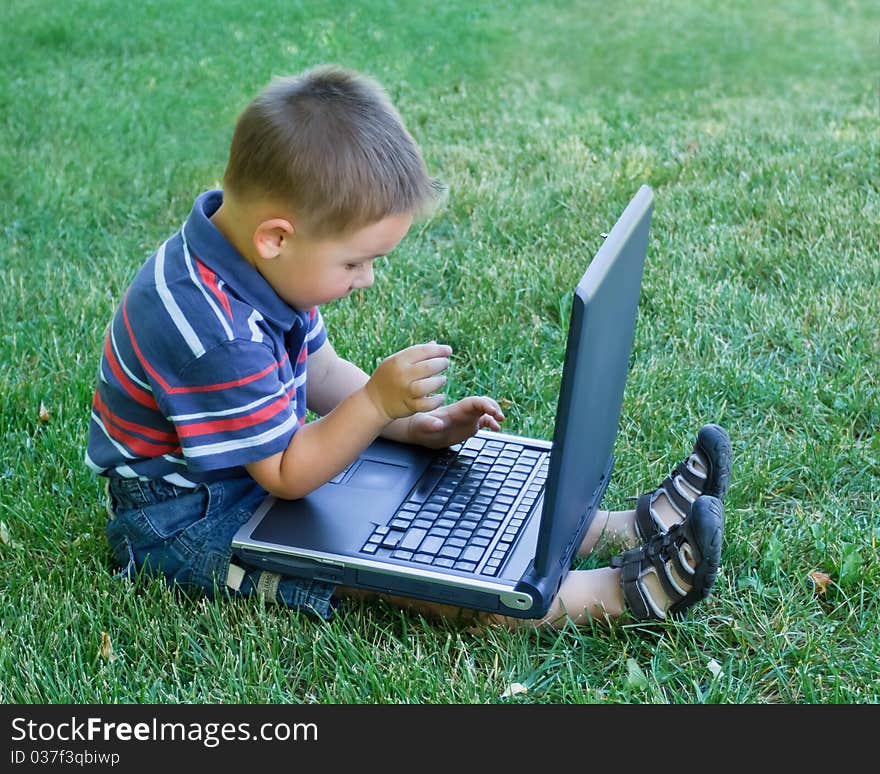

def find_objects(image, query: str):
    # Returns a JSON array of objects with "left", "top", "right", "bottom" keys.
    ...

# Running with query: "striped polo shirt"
[{"left": 85, "top": 189, "right": 327, "bottom": 487}]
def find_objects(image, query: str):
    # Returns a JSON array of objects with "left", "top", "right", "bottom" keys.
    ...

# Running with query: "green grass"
[{"left": 1, "top": 0, "right": 878, "bottom": 703}]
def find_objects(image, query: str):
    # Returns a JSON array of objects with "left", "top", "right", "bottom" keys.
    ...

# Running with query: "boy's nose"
[{"left": 356, "top": 263, "right": 374, "bottom": 289}]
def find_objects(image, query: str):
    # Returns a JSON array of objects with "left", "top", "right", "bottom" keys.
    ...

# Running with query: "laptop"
[{"left": 231, "top": 185, "right": 653, "bottom": 619}]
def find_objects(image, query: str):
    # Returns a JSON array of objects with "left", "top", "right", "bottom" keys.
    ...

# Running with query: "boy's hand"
[
  {"left": 409, "top": 396, "right": 505, "bottom": 449},
  {"left": 364, "top": 342, "right": 452, "bottom": 423}
]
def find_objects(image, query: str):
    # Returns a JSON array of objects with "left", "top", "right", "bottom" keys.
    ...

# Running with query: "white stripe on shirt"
[
  {"left": 110, "top": 320, "right": 152, "bottom": 391},
  {"left": 248, "top": 310, "right": 264, "bottom": 343},
  {"left": 155, "top": 238, "right": 206, "bottom": 358},
  {"left": 305, "top": 310, "right": 324, "bottom": 342},
  {"left": 162, "top": 472, "right": 199, "bottom": 488}
]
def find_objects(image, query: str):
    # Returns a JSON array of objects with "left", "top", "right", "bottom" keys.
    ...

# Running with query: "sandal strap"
[
  {"left": 664, "top": 521, "right": 699, "bottom": 583},
  {"left": 611, "top": 534, "right": 686, "bottom": 621},
  {"left": 644, "top": 534, "right": 687, "bottom": 600},
  {"left": 659, "top": 473, "right": 694, "bottom": 516},
  {"left": 613, "top": 548, "right": 662, "bottom": 621},
  {"left": 634, "top": 492, "right": 660, "bottom": 542},
  {"left": 635, "top": 466, "right": 701, "bottom": 542},
  {"left": 674, "top": 459, "right": 706, "bottom": 492}
]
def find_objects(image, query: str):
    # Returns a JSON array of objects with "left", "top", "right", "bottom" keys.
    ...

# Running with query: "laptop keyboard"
[{"left": 360, "top": 437, "right": 549, "bottom": 575}]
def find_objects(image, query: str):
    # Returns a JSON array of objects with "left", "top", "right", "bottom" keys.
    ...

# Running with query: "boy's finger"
[
  {"left": 406, "top": 341, "right": 453, "bottom": 362},
  {"left": 412, "top": 356, "right": 450, "bottom": 379},
  {"left": 479, "top": 414, "right": 502, "bottom": 431},
  {"left": 411, "top": 374, "right": 447, "bottom": 397},
  {"left": 473, "top": 396, "right": 505, "bottom": 419},
  {"left": 413, "top": 393, "right": 446, "bottom": 413}
]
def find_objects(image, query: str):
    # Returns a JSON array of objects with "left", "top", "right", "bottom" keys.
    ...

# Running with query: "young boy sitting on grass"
[{"left": 86, "top": 65, "right": 731, "bottom": 629}]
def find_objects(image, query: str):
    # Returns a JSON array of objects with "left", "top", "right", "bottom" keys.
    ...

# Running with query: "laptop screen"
[{"left": 532, "top": 186, "right": 653, "bottom": 577}]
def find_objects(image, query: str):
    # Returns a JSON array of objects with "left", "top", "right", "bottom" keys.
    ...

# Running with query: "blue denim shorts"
[{"left": 105, "top": 476, "right": 337, "bottom": 620}]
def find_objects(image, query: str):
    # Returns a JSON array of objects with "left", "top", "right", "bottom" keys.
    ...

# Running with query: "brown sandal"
[
  {"left": 613, "top": 495, "right": 724, "bottom": 621},
  {"left": 635, "top": 423, "right": 731, "bottom": 542}
]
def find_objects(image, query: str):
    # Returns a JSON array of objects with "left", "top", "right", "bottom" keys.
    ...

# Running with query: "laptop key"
[
  {"left": 419, "top": 535, "right": 445, "bottom": 555},
  {"left": 460, "top": 545, "right": 484, "bottom": 563},
  {"left": 399, "top": 528, "right": 428, "bottom": 551},
  {"left": 381, "top": 532, "right": 403, "bottom": 548},
  {"left": 433, "top": 558, "right": 455, "bottom": 568}
]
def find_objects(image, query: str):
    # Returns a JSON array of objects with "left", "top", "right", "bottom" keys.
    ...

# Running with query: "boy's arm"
[
  {"left": 306, "top": 341, "right": 424, "bottom": 444},
  {"left": 245, "top": 342, "right": 450, "bottom": 499}
]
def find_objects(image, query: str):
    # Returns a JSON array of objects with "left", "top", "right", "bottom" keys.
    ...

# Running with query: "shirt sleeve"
[{"left": 153, "top": 340, "right": 299, "bottom": 472}]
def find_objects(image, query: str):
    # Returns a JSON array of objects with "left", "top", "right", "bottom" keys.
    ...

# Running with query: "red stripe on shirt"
[
  {"left": 176, "top": 392, "right": 291, "bottom": 438},
  {"left": 95, "top": 404, "right": 180, "bottom": 457},
  {"left": 102, "top": 333, "right": 159, "bottom": 410},
  {"left": 93, "top": 390, "right": 177, "bottom": 443},
  {"left": 195, "top": 257, "right": 233, "bottom": 320}
]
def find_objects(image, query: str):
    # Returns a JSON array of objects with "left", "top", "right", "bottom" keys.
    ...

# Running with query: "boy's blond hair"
[{"left": 223, "top": 65, "right": 443, "bottom": 235}]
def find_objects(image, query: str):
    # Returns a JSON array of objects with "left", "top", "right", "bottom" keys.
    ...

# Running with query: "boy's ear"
[{"left": 253, "top": 218, "right": 295, "bottom": 259}]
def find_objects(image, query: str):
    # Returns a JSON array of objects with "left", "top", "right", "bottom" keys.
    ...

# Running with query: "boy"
[{"left": 86, "top": 65, "right": 731, "bottom": 629}]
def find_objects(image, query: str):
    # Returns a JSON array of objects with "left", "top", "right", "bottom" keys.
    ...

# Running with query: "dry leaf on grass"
[
  {"left": 99, "top": 632, "right": 117, "bottom": 662},
  {"left": 809, "top": 570, "right": 831, "bottom": 595},
  {"left": 500, "top": 682, "right": 528, "bottom": 698},
  {"left": 38, "top": 401, "right": 50, "bottom": 422},
  {"left": 626, "top": 657, "right": 648, "bottom": 689}
]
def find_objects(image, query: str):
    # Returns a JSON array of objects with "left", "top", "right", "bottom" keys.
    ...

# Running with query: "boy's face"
[{"left": 271, "top": 212, "right": 413, "bottom": 310}]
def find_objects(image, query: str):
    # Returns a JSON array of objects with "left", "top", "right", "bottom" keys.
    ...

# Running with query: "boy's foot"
[
  {"left": 612, "top": 495, "right": 724, "bottom": 621},
  {"left": 635, "top": 423, "right": 731, "bottom": 541}
]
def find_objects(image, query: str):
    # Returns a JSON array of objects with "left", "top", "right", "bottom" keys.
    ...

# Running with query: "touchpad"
[{"left": 348, "top": 459, "right": 408, "bottom": 489}]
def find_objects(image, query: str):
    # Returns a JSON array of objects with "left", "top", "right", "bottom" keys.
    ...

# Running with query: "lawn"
[{"left": 1, "top": 0, "right": 877, "bottom": 703}]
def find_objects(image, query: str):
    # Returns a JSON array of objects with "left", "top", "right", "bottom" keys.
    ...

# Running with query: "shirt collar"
[{"left": 181, "top": 189, "right": 303, "bottom": 331}]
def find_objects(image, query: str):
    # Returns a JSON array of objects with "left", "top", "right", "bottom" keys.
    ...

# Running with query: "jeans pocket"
[{"left": 137, "top": 485, "right": 211, "bottom": 540}]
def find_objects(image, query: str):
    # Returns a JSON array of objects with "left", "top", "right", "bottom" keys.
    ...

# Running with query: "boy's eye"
[{"left": 345, "top": 263, "right": 360, "bottom": 271}]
